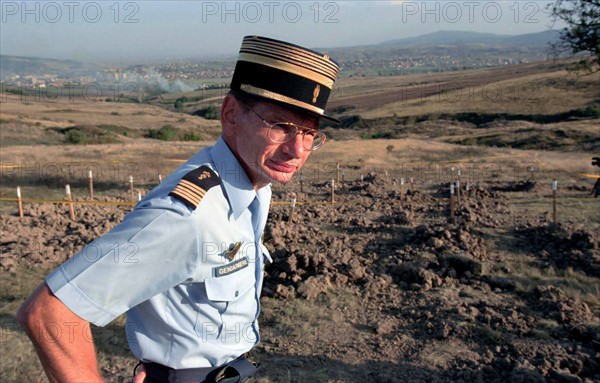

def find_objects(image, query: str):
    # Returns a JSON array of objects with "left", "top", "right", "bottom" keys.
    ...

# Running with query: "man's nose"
[{"left": 282, "top": 133, "right": 305, "bottom": 157}]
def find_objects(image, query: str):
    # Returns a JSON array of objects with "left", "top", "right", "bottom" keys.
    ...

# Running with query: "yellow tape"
[
  {"left": 511, "top": 197, "right": 600, "bottom": 203},
  {"left": 0, "top": 198, "right": 341, "bottom": 207},
  {"left": 0, "top": 198, "right": 135, "bottom": 206},
  {"left": 271, "top": 201, "right": 347, "bottom": 206},
  {"left": 579, "top": 173, "right": 600, "bottom": 179},
  {"left": 0, "top": 161, "right": 128, "bottom": 169},
  {"left": 2, "top": 196, "right": 594, "bottom": 209}
]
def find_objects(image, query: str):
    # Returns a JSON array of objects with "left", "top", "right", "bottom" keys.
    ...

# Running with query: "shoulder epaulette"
[{"left": 169, "top": 165, "right": 221, "bottom": 209}]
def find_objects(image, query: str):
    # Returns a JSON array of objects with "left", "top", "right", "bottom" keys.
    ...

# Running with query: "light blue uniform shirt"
[{"left": 46, "top": 137, "right": 272, "bottom": 368}]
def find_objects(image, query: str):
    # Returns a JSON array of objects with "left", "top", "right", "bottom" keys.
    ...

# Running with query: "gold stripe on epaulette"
[
  {"left": 179, "top": 179, "right": 208, "bottom": 197},
  {"left": 172, "top": 182, "right": 207, "bottom": 205},
  {"left": 172, "top": 184, "right": 202, "bottom": 203},
  {"left": 169, "top": 165, "right": 220, "bottom": 209},
  {"left": 171, "top": 186, "right": 201, "bottom": 206}
]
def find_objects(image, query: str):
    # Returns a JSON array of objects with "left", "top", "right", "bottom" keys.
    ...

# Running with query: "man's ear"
[{"left": 220, "top": 94, "right": 240, "bottom": 138}]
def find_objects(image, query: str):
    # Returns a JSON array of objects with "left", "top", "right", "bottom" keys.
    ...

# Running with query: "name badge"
[{"left": 213, "top": 257, "right": 249, "bottom": 277}]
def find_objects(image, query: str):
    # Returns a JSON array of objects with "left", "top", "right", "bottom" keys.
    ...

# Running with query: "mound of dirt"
[
  {"left": 1, "top": 199, "right": 128, "bottom": 272},
  {"left": 513, "top": 223, "right": 600, "bottom": 277}
]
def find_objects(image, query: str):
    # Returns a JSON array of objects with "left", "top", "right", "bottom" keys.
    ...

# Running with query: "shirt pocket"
[{"left": 204, "top": 265, "right": 254, "bottom": 302}]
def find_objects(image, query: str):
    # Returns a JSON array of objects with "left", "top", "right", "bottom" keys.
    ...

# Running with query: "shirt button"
[{"left": 235, "top": 291, "right": 239, "bottom": 297}]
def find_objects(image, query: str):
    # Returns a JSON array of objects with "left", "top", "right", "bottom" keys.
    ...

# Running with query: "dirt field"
[
  {"left": 1, "top": 61, "right": 599, "bottom": 382},
  {"left": 1, "top": 169, "right": 599, "bottom": 382}
]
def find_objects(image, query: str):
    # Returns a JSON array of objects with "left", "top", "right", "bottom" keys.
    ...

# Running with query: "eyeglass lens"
[{"left": 268, "top": 123, "right": 325, "bottom": 150}]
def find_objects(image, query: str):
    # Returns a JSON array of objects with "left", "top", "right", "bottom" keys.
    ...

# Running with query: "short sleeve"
[{"left": 46, "top": 203, "right": 200, "bottom": 326}]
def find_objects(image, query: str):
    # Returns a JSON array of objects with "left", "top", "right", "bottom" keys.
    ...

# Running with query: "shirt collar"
[{"left": 209, "top": 136, "right": 270, "bottom": 219}]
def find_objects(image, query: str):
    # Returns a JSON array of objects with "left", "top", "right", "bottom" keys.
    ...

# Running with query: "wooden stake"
[
  {"left": 88, "top": 170, "right": 94, "bottom": 199},
  {"left": 299, "top": 172, "right": 304, "bottom": 193},
  {"left": 138, "top": 191, "right": 142, "bottom": 201},
  {"left": 290, "top": 193, "right": 297, "bottom": 223},
  {"left": 552, "top": 180, "right": 558, "bottom": 223},
  {"left": 129, "top": 175, "right": 134, "bottom": 202},
  {"left": 65, "top": 184, "right": 76, "bottom": 221},
  {"left": 158, "top": 174, "right": 162, "bottom": 183},
  {"left": 17, "top": 186, "right": 23, "bottom": 219},
  {"left": 400, "top": 178, "right": 405, "bottom": 200},
  {"left": 336, "top": 162, "right": 340, "bottom": 184},
  {"left": 456, "top": 169, "right": 461, "bottom": 206},
  {"left": 331, "top": 179, "right": 335, "bottom": 204},
  {"left": 450, "top": 183, "right": 455, "bottom": 224}
]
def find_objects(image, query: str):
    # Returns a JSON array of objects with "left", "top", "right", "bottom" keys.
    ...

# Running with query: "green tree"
[
  {"left": 549, "top": 0, "right": 600, "bottom": 72},
  {"left": 174, "top": 96, "right": 189, "bottom": 110},
  {"left": 147, "top": 125, "right": 177, "bottom": 141},
  {"left": 193, "top": 106, "right": 220, "bottom": 120}
]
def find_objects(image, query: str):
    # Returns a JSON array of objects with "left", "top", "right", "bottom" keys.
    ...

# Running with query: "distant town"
[
  {"left": 0, "top": 52, "right": 549, "bottom": 92},
  {"left": 0, "top": 30, "right": 560, "bottom": 94}
]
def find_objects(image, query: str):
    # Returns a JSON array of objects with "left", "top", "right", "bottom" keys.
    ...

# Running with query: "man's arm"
[{"left": 16, "top": 282, "right": 105, "bottom": 383}]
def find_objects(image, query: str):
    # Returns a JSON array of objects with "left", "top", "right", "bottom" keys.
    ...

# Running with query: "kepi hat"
[{"left": 230, "top": 35, "right": 340, "bottom": 124}]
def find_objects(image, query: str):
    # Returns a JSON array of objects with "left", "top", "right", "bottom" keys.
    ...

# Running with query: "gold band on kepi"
[{"left": 230, "top": 35, "right": 340, "bottom": 124}]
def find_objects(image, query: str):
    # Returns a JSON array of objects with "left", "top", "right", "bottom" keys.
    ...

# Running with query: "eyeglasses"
[{"left": 243, "top": 102, "right": 327, "bottom": 151}]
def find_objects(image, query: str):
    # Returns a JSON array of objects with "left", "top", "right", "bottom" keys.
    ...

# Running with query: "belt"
[{"left": 141, "top": 356, "right": 260, "bottom": 383}]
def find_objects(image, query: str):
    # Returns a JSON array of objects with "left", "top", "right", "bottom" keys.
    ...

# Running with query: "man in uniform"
[{"left": 16, "top": 35, "right": 340, "bottom": 383}]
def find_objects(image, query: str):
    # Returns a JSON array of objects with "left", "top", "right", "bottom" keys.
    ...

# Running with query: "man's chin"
[
  {"left": 271, "top": 173, "right": 296, "bottom": 183},
  {"left": 265, "top": 168, "right": 296, "bottom": 183}
]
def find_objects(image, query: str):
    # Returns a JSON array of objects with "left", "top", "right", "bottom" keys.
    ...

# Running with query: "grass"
[
  {"left": 1, "top": 94, "right": 220, "bottom": 135},
  {"left": 417, "top": 339, "right": 481, "bottom": 369},
  {"left": 0, "top": 285, "right": 363, "bottom": 382},
  {"left": 529, "top": 318, "right": 561, "bottom": 341},
  {"left": 333, "top": 63, "right": 599, "bottom": 120},
  {"left": 509, "top": 197, "right": 600, "bottom": 229},
  {"left": 0, "top": 119, "right": 65, "bottom": 146},
  {"left": 262, "top": 288, "right": 358, "bottom": 340},
  {"left": 324, "top": 64, "right": 599, "bottom": 153},
  {"left": 494, "top": 260, "right": 600, "bottom": 311},
  {"left": 0, "top": 265, "right": 137, "bottom": 382},
  {"left": 1, "top": 60, "right": 598, "bottom": 382}
]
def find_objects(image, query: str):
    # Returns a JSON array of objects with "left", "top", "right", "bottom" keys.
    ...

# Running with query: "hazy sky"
[{"left": 1, "top": 1, "right": 562, "bottom": 62}]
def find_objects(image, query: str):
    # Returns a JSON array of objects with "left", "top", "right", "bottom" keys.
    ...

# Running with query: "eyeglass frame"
[{"left": 240, "top": 100, "right": 327, "bottom": 151}]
